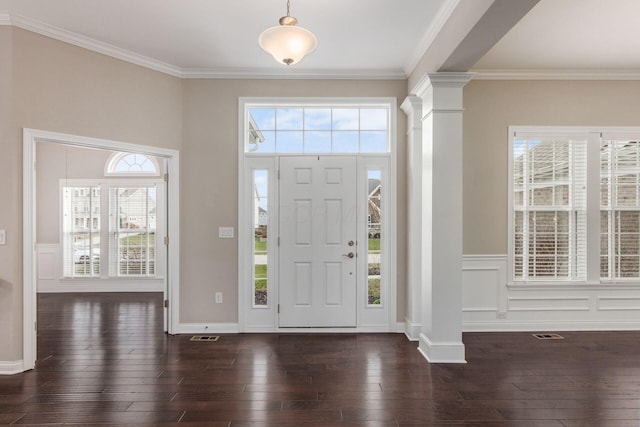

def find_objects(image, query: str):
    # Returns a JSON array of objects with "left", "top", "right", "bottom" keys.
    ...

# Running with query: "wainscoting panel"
[
  {"left": 37, "top": 244, "right": 164, "bottom": 293},
  {"left": 462, "top": 255, "right": 640, "bottom": 331}
]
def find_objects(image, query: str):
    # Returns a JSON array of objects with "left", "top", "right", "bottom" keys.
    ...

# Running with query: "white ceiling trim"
[
  {"left": 180, "top": 68, "right": 406, "bottom": 80},
  {"left": 474, "top": 69, "right": 640, "bottom": 81},
  {"left": 0, "top": 12, "right": 407, "bottom": 80},
  {"left": 6, "top": 12, "right": 183, "bottom": 77},
  {"left": 403, "top": 0, "right": 460, "bottom": 75},
  {"left": 0, "top": 11, "right": 10, "bottom": 25}
]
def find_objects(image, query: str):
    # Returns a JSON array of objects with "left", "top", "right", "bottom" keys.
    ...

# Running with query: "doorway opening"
[{"left": 23, "top": 129, "right": 180, "bottom": 371}]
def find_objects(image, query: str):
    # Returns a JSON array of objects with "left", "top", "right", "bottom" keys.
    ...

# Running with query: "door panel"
[{"left": 279, "top": 156, "right": 357, "bottom": 327}]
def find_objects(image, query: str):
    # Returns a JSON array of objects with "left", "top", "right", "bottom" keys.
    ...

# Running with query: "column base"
[{"left": 418, "top": 333, "right": 466, "bottom": 363}]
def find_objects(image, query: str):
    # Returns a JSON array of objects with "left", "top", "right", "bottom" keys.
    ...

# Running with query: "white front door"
[{"left": 279, "top": 156, "right": 357, "bottom": 327}]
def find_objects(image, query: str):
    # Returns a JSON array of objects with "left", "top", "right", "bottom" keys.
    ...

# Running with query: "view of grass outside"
[{"left": 368, "top": 237, "right": 381, "bottom": 304}]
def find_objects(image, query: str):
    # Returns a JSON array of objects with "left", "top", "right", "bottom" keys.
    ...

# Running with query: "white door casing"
[{"left": 279, "top": 156, "right": 357, "bottom": 327}]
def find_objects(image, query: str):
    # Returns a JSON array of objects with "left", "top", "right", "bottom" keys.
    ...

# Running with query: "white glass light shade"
[{"left": 259, "top": 24, "right": 317, "bottom": 65}]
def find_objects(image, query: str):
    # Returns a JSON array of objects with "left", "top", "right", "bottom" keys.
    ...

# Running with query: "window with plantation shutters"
[
  {"left": 62, "top": 186, "right": 101, "bottom": 277},
  {"left": 512, "top": 135, "right": 587, "bottom": 281},
  {"left": 109, "top": 186, "right": 157, "bottom": 276},
  {"left": 61, "top": 180, "right": 162, "bottom": 279},
  {"left": 511, "top": 128, "right": 640, "bottom": 285},
  {"left": 601, "top": 139, "right": 640, "bottom": 279}
]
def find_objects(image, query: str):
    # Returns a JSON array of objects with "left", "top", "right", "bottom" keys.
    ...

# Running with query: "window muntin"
[{"left": 245, "top": 105, "right": 390, "bottom": 154}]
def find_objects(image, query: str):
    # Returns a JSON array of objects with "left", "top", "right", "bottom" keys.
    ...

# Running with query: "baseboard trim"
[
  {"left": 404, "top": 318, "right": 421, "bottom": 341},
  {"left": 463, "top": 320, "right": 640, "bottom": 332},
  {"left": 177, "top": 323, "right": 240, "bottom": 334},
  {"left": 38, "top": 282, "right": 165, "bottom": 293},
  {"left": 418, "top": 334, "right": 466, "bottom": 364},
  {"left": 0, "top": 360, "right": 25, "bottom": 375}
]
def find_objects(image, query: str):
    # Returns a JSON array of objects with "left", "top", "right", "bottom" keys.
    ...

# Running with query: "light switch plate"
[
  {"left": 218, "top": 227, "right": 234, "bottom": 239},
  {"left": 0, "top": 230, "right": 5, "bottom": 245}
]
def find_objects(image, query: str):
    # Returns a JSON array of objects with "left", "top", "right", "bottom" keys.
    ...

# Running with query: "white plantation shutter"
[
  {"left": 513, "top": 134, "right": 587, "bottom": 281},
  {"left": 601, "top": 139, "right": 640, "bottom": 279},
  {"left": 109, "top": 186, "right": 157, "bottom": 276},
  {"left": 62, "top": 186, "right": 101, "bottom": 277}
]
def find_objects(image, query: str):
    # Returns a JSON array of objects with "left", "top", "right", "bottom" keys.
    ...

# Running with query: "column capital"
[
  {"left": 400, "top": 96, "right": 423, "bottom": 129},
  {"left": 412, "top": 72, "right": 475, "bottom": 99}
]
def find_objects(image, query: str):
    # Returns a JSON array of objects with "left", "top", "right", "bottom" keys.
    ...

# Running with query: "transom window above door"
[{"left": 244, "top": 102, "right": 391, "bottom": 154}]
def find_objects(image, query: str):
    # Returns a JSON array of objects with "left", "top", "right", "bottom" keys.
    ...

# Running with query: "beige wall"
[
  {"left": 35, "top": 143, "right": 164, "bottom": 244},
  {"left": 181, "top": 79, "right": 408, "bottom": 323},
  {"left": 1, "top": 28, "right": 182, "bottom": 361},
  {"left": 463, "top": 79, "right": 640, "bottom": 255},
  {"left": 2, "top": 26, "right": 410, "bottom": 363},
  {"left": 0, "top": 27, "right": 20, "bottom": 362}
]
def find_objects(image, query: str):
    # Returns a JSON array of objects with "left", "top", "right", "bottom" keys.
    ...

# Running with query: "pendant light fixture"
[{"left": 258, "top": 0, "right": 317, "bottom": 65}]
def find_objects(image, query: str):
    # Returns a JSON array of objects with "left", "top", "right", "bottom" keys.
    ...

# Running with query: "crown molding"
[
  {"left": 473, "top": 69, "right": 640, "bottom": 81},
  {"left": 180, "top": 68, "right": 406, "bottom": 80},
  {"left": 0, "top": 11, "right": 10, "bottom": 25},
  {"left": 2, "top": 12, "right": 407, "bottom": 81},
  {"left": 403, "top": 0, "right": 460, "bottom": 76},
  {"left": 8, "top": 13, "right": 183, "bottom": 77}
]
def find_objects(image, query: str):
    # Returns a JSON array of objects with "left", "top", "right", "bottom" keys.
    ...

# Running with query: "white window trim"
[
  {"left": 238, "top": 97, "right": 398, "bottom": 332},
  {"left": 508, "top": 126, "right": 640, "bottom": 287}
]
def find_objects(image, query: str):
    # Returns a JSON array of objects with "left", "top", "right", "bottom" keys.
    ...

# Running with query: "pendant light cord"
[{"left": 286, "top": 0, "right": 290, "bottom": 16}]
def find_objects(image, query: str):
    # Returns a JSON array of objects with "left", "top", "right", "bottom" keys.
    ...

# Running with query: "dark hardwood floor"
[{"left": 0, "top": 293, "right": 639, "bottom": 425}]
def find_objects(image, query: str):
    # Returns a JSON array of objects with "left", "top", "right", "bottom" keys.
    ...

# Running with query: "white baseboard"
[
  {"left": 464, "top": 320, "right": 640, "bottom": 332},
  {"left": 418, "top": 334, "right": 466, "bottom": 363},
  {"left": 0, "top": 360, "right": 25, "bottom": 375},
  {"left": 178, "top": 323, "right": 240, "bottom": 334},
  {"left": 404, "top": 318, "right": 421, "bottom": 341},
  {"left": 38, "top": 281, "right": 165, "bottom": 293}
]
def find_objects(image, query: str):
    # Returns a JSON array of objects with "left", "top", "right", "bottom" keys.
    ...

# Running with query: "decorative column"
[
  {"left": 400, "top": 96, "right": 423, "bottom": 340},
  {"left": 409, "top": 72, "right": 474, "bottom": 363}
]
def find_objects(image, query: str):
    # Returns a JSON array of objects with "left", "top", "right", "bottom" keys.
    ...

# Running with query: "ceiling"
[
  {"left": 472, "top": 0, "right": 640, "bottom": 78},
  {"left": 1, "top": 0, "right": 639, "bottom": 80}
]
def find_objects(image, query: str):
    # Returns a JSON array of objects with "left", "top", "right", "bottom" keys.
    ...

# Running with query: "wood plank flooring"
[{"left": 0, "top": 293, "right": 639, "bottom": 425}]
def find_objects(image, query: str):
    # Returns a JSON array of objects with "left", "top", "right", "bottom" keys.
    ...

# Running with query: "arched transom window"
[{"left": 106, "top": 152, "right": 160, "bottom": 176}]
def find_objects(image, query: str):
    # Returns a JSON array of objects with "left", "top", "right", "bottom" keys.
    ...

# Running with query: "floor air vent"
[
  {"left": 190, "top": 335, "right": 220, "bottom": 342},
  {"left": 532, "top": 333, "right": 564, "bottom": 340}
]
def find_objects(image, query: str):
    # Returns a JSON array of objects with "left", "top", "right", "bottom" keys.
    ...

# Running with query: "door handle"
[{"left": 342, "top": 252, "right": 355, "bottom": 259}]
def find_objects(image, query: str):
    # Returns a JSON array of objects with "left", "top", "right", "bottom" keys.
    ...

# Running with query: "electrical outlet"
[
  {"left": 215, "top": 292, "right": 223, "bottom": 304},
  {"left": 0, "top": 230, "right": 5, "bottom": 245}
]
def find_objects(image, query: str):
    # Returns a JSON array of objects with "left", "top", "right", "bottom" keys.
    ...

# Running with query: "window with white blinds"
[
  {"left": 512, "top": 135, "right": 587, "bottom": 281},
  {"left": 601, "top": 139, "right": 640, "bottom": 279},
  {"left": 62, "top": 186, "right": 101, "bottom": 277},
  {"left": 61, "top": 180, "right": 161, "bottom": 279},
  {"left": 109, "top": 186, "right": 157, "bottom": 276},
  {"left": 511, "top": 128, "right": 640, "bottom": 284}
]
